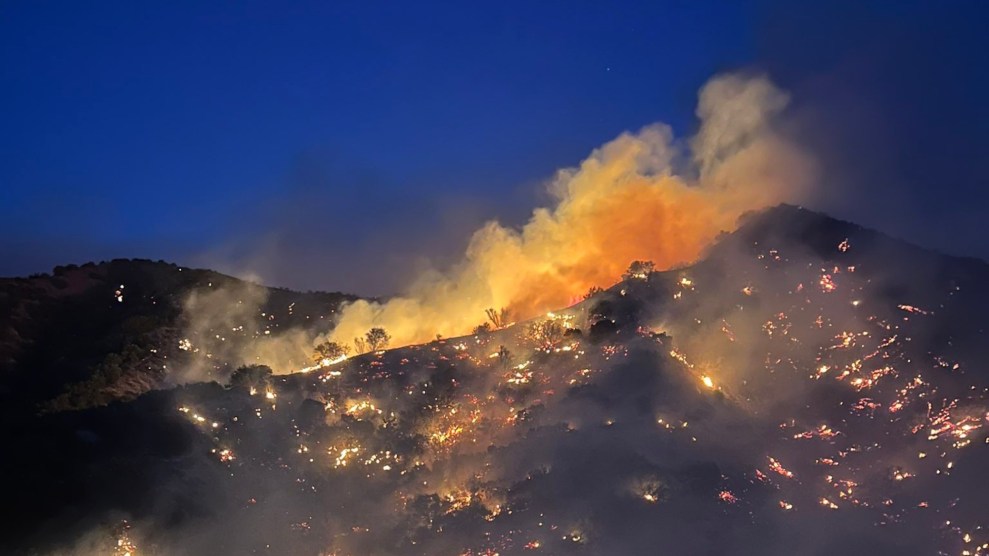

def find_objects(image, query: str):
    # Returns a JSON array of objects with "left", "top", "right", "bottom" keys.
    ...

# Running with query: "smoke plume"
[{"left": 328, "top": 73, "right": 815, "bottom": 349}]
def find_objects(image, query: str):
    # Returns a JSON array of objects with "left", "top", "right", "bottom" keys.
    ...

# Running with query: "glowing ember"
[
  {"left": 718, "top": 490, "right": 738, "bottom": 504},
  {"left": 768, "top": 457, "right": 795, "bottom": 479}
]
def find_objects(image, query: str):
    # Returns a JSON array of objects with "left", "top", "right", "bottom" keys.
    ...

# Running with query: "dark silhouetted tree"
[
  {"left": 527, "top": 319, "right": 565, "bottom": 348},
  {"left": 583, "top": 286, "right": 604, "bottom": 299},
  {"left": 311, "top": 341, "right": 349, "bottom": 364},
  {"left": 623, "top": 260, "right": 655, "bottom": 280},
  {"left": 485, "top": 307, "right": 510, "bottom": 329},
  {"left": 355, "top": 328, "right": 390, "bottom": 353},
  {"left": 365, "top": 327, "right": 391, "bottom": 351},
  {"left": 230, "top": 364, "right": 273, "bottom": 390}
]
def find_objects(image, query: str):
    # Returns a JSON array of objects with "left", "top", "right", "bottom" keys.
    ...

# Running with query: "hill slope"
[
  {"left": 0, "top": 259, "right": 359, "bottom": 415},
  {"left": 4, "top": 206, "right": 989, "bottom": 555}
]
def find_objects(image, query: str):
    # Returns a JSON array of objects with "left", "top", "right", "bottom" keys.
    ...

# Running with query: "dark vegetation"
[{"left": 0, "top": 258, "right": 358, "bottom": 415}]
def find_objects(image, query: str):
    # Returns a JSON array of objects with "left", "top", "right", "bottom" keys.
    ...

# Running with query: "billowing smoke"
[{"left": 327, "top": 73, "right": 815, "bottom": 349}]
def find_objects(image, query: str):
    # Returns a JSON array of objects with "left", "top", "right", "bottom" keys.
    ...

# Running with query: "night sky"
[{"left": 2, "top": 0, "right": 987, "bottom": 295}]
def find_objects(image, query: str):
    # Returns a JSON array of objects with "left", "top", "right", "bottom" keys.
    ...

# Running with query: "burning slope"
[
  {"left": 327, "top": 74, "right": 815, "bottom": 349},
  {"left": 10, "top": 206, "right": 989, "bottom": 555}
]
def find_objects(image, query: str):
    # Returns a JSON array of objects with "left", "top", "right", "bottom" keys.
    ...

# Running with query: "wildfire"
[
  {"left": 153, "top": 208, "right": 989, "bottom": 555},
  {"left": 24, "top": 63, "right": 989, "bottom": 556},
  {"left": 324, "top": 74, "right": 809, "bottom": 350}
]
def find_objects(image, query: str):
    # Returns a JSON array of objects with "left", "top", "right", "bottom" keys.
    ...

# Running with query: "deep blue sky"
[{"left": 2, "top": 1, "right": 987, "bottom": 294}]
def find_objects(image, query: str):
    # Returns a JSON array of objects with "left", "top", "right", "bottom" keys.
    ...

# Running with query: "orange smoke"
[{"left": 327, "top": 73, "right": 814, "bottom": 349}]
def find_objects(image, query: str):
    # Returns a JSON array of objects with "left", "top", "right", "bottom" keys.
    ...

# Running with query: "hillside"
[
  {"left": 0, "top": 259, "right": 360, "bottom": 415},
  {"left": 4, "top": 206, "right": 989, "bottom": 555}
]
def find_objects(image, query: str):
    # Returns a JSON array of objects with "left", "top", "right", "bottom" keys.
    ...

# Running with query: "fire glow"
[{"left": 323, "top": 74, "right": 813, "bottom": 350}]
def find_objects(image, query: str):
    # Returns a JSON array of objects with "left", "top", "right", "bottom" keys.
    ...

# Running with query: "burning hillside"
[
  {"left": 5, "top": 205, "right": 989, "bottom": 555},
  {"left": 324, "top": 74, "right": 814, "bottom": 350}
]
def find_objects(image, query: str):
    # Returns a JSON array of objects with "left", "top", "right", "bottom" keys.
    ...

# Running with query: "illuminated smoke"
[
  {"left": 328, "top": 73, "right": 815, "bottom": 348},
  {"left": 176, "top": 279, "right": 320, "bottom": 378}
]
